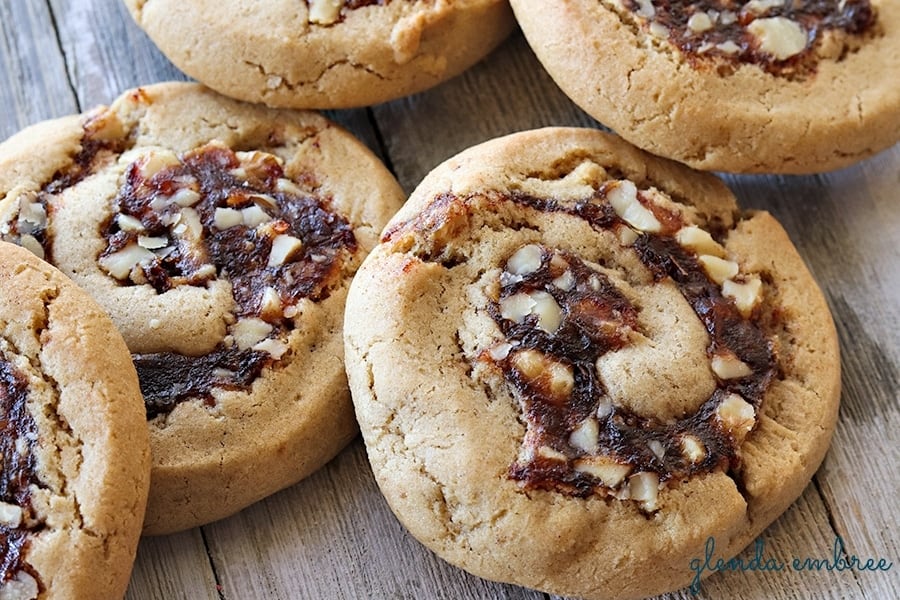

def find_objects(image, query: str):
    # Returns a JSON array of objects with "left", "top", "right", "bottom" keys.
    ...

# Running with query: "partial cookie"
[
  {"left": 345, "top": 128, "right": 840, "bottom": 598},
  {"left": 0, "top": 82, "right": 405, "bottom": 534},
  {"left": 511, "top": 0, "right": 900, "bottom": 173},
  {"left": 123, "top": 0, "right": 515, "bottom": 109},
  {"left": 0, "top": 242, "right": 150, "bottom": 599}
]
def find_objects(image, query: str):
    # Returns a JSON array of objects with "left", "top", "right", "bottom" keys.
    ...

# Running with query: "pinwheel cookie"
[
  {"left": 0, "top": 243, "right": 149, "bottom": 600},
  {"left": 345, "top": 128, "right": 840, "bottom": 599},
  {"left": 124, "top": 0, "right": 515, "bottom": 109},
  {"left": 0, "top": 82, "right": 405, "bottom": 534},
  {"left": 511, "top": 0, "right": 900, "bottom": 173}
]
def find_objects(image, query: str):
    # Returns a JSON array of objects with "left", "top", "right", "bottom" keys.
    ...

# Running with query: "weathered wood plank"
[
  {"left": 124, "top": 530, "right": 222, "bottom": 600},
  {"left": 0, "top": 0, "right": 77, "bottom": 138},
  {"left": 47, "top": 0, "right": 187, "bottom": 109},
  {"left": 371, "top": 31, "right": 602, "bottom": 195}
]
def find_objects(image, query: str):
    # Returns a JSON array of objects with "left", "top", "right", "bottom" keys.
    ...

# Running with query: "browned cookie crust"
[
  {"left": 510, "top": 0, "right": 900, "bottom": 173},
  {"left": 0, "top": 82, "right": 405, "bottom": 534},
  {"left": 0, "top": 242, "right": 150, "bottom": 600},
  {"left": 345, "top": 128, "right": 840, "bottom": 599},
  {"left": 124, "top": 0, "right": 515, "bottom": 109}
]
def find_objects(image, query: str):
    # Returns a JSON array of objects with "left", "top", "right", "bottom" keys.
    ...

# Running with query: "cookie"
[
  {"left": 123, "top": 0, "right": 515, "bottom": 109},
  {"left": 510, "top": 0, "right": 900, "bottom": 174},
  {"left": 0, "top": 242, "right": 150, "bottom": 599},
  {"left": 0, "top": 82, "right": 405, "bottom": 534},
  {"left": 345, "top": 128, "right": 840, "bottom": 598}
]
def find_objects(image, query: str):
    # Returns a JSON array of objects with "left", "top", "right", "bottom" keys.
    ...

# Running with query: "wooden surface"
[{"left": 1, "top": 1, "right": 897, "bottom": 598}]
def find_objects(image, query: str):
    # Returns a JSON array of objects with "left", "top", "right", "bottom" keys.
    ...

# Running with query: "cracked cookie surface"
[
  {"left": 510, "top": 0, "right": 900, "bottom": 173},
  {"left": 344, "top": 128, "right": 840, "bottom": 599},
  {"left": 0, "top": 242, "right": 149, "bottom": 600},
  {"left": 0, "top": 82, "right": 405, "bottom": 534},
  {"left": 123, "top": 0, "right": 515, "bottom": 109}
]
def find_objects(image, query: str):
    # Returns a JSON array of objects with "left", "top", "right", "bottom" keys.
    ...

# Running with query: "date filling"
[
  {"left": 474, "top": 181, "right": 776, "bottom": 509},
  {"left": 0, "top": 359, "right": 44, "bottom": 597},
  {"left": 98, "top": 142, "right": 358, "bottom": 417},
  {"left": 619, "top": 0, "right": 877, "bottom": 75}
]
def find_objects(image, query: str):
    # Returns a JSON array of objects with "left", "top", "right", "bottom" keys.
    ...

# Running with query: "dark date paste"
[
  {"left": 478, "top": 187, "right": 776, "bottom": 502},
  {"left": 621, "top": 0, "right": 876, "bottom": 76},
  {"left": 0, "top": 359, "right": 44, "bottom": 590},
  {"left": 100, "top": 143, "right": 357, "bottom": 418}
]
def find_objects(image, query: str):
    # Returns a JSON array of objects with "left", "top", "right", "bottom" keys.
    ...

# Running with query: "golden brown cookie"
[
  {"left": 0, "top": 242, "right": 149, "bottom": 599},
  {"left": 345, "top": 128, "right": 841, "bottom": 598},
  {"left": 0, "top": 82, "right": 405, "bottom": 534},
  {"left": 511, "top": 0, "right": 900, "bottom": 173},
  {"left": 123, "top": 0, "right": 515, "bottom": 109}
]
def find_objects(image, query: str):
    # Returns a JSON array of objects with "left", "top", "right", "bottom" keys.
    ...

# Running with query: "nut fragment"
[
  {"left": 676, "top": 226, "right": 725, "bottom": 257},
  {"left": 259, "top": 286, "right": 283, "bottom": 319},
  {"left": 573, "top": 456, "right": 631, "bottom": 487},
  {"left": 748, "top": 17, "right": 808, "bottom": 60},
  {"left": 745, "top": 0, "right": 787, "bottom": 16},
  {"left": 511, "top": 349, "right": 574, "bottom": 401},
  {"left": 627, "top": 472, "right": 660, "bottom": 509},
  {"left": 170, "top": 188, "right": 201, "bottom": 207},
  {"left": 214, "top": 207, "right": 243, "bottom": 230},
  {"left": 499, "top": 292, "right": 535, "bottom": 323},
  {"left": 687, "top": 12, "right": 713, "bottom": 33},
  {"left": 253, "top": 338, "right": 289, "bottom": 359},
  {"left": 716, "top": 393, "right": 756, "bottom": 438},
  {"left": 698, "top": 255, "right": 739, "bottom": 284},
  {"left": 722, "top": 276, "right": 763, "bottom": 316},
  {"left": 138, "top": 150, "right": 180, "bottom": 179},
  {"left": 552, "top": 270, "right": 576, "bottom": 291},
  {"left": 711, "top": 352, "right": 753, "bottom": 380},
  {"left": 268, "top": 234, "right": 304, "bottom": 267},
  {"left": 648, "top": 440, "right": 665, "bottom": 461},
  {"left": 99, "top": 243, "right": 155, "bottom": 279},
  {"left": 617, "top": 226, "right": 639, "bottom": 246},
  {"left": 500, "top": 291, "right": 562, "bottom": 334},
  {"left": 241, "top": 205, "right": 272, "bottom": 228},
  {"left": 0, "top": 501, "right": 23, "bottom": 527},
  {"left": 507, "top": 244, "right": 543, "bottom": 276},
  {"left": 137, "top": 235, "right": 168, "bottom": 249},
  {"left": 649, "top": 22, "right": 669, "bottom": 39},
  {"left": 117, "top": 214, "right": 145, "bottom": 233},
  {"left": 569, "top": 417, "right": 599, "bottom": 453},
  {"left": 716, "top": 40, "right": 741, "bottom": 54},
  {"left": 537, "top": 445, "right": 568, "bottom": 462},
  {"left": 231, "top": 318, "right": 273, "bottom": 350},
  {"left": 488, "top": 341, "right": 513, "bottom": 361},
  {"left": 530, "top": 291, "right": 563, "bottom": 334},
  {"left": 18, "top": 235, "right": 44, "bottom": 259},
  {"left": 607, "top": 180, "right": 662, "bottom": 233},
  {"left": 0, "top": 571, "right": 38, "bottom": 600},
  {"left": 681, "top": 435, "right": 706, "bottom": 462},
  {"left": 308, "top": 0, "right": 342, "bottom": 24},
  {"left": 634, "top": 0, "right": 655, "bottom": 18}
]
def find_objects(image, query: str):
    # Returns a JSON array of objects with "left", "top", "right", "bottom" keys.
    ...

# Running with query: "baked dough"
[
  {"left": 0, "top": 242, "right": 150, "bottom": 600},
  {"left": 124, "top": 0, "right": 515, "bottom": 109},
  {"left": 510, "top": 0, "right": 900, "bottom": 173},
  {"left": 345, "top": 128, "right": 841, "bottom": 598},
  {"left": 0, "top": 82, "right": 405, "bottom": 534}
]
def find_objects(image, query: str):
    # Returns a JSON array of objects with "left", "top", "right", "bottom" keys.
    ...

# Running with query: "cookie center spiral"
[
  {"left": 94, "top": 142, "right": 358, "bottom": 417},
  {"left": 481, "top": 181, "right": 777, "bottom": 510}
]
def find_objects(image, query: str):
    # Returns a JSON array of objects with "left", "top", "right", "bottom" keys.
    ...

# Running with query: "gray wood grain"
[
  {"left": 0, "top": 2, "right": 896, "bottom": 599},
  {"left": 0, "top": 0, "right": 77, "bottom": 138}
]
